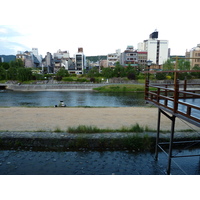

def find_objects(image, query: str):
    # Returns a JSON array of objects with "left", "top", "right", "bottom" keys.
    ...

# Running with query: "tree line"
[
  {"left": 0, "top": 59, "right": 199, "bottom": 83},
  {"left": 155, "top": 59, "right": 200, "bottom": 80}
]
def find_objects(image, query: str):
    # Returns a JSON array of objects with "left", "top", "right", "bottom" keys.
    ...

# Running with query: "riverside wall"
[{"left": 5, "top": 83, "right": 107, "bottom": 91}]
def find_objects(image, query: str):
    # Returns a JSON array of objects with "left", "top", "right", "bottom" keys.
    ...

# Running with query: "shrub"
[
  {"left": 62, "top": 77, "right": 74, "bottom": 82},
  {"left": 90, "top": 77, "right": 95, "bottom": 83}
]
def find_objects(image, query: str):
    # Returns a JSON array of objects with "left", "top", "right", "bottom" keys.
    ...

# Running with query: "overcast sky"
[{"left": 0, "top": 0, "right": 199, "bottom": 57}]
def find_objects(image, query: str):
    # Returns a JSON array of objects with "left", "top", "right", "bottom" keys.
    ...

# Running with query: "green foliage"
[
  {"left": 62, "top": 77, "right": 74, "bottom": 82},
  {"left": 7, "top": 67, "right": 18, "bottom": 80},
  {"left": 87, "top": 67, "right": 100, "bottom": 78},
  {"left": 94, "top": 84, "right": 145, "bottom": 92},
  {"left": 178, "top": 59, "right": 190, "bottom": 70},
  {"left": 163, "top": 59, "right": 174, "bottom": 71},
  {"left": 17, "top": 68, "right": 32, "bottom": 82},
  {"left": 0, "top": 62, "right": 10, "bottom": 70},
  {"left": 56, "top": 68, "right": 69, "bottom": 78},
  {"left": 68, "top": 125, "right": 103, "bottom": 133},
  {"left": 9, "top": 59, "right": 24, "bottom": 68},
  {"left": 0, "top": 66, "right": 6, "bottom": 80},
  {"left": 191, "top": 65, "right": 200, "bottom": 78},
  {"left": 113, "top": 64, "right": 126, "bottom": 77},
  {"left": 101, "top": 67, "right": 113, "bottom": 79},
  {"left": 155, "top": 72, "right": 166, "bottom": 80}
]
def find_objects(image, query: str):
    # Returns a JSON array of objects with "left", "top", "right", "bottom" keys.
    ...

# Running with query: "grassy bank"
[
  {"left": 93, "top": 84, "right": 145, "bottom": 92},
  {"left": 66, "top": 124, "right": 155, "bottom": 133}
]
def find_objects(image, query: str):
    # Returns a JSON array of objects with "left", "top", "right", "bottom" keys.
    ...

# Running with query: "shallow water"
[{"left": 0, "top": 149, "right": 199, "bottom": 175}]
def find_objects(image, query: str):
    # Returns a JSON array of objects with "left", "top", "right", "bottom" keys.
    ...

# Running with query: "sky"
[{"left": 0, "top": 0, "right": 199, "bottom": 58}]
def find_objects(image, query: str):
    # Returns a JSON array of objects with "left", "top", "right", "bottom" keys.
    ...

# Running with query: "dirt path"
[{"left": 0, "top": 107, "right": 199, "bottom": 132}]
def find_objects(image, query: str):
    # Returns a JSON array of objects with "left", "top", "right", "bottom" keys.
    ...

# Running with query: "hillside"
[
  {"left": 0, "top": 55, "right": 16, "bottom": 63},
  {"left": 86, "top": 55, "right": 107, "bottom": 62}
]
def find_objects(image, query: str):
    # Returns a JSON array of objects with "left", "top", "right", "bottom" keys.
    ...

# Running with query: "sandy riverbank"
[{"left": 0, "top": 107, "right": 199, "bottom": 132}]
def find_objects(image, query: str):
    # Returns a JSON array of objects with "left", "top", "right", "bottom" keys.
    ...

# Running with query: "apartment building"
[
  {"left": 53, "top": 49, "right": 71, "bottom": 73},
  {"left": 75, "top": 48, "right": 86, "bottom": 74},
  {"left": 137, "top": 51, "right": 147, "bottom": 68},
  {"left": 186, "top": 44, "right": 200, "bottom": 68},
  {"left": 107, "top": 49, "right": 121, "bottom": 68},
  {"left": 120, "top": 46, "right": 138, "bottom": 67}
]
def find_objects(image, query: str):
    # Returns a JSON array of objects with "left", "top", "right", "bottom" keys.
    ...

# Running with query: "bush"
[
  {"left": 127, "top": 73, "right": 136, "bottom": 80},
  {"left": 156, "top": 72, "right": 166, "bottom": 80},
  {"left": 62, "top": 77, "right": 74, "bottom": 82},
  {"left": 90, "top": 77, "right": 95, "bottom": 83}
]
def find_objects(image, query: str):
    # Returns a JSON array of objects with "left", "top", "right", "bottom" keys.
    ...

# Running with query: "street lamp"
[{"left": 147, "top": 60, "right": 152, "bottom": 81}]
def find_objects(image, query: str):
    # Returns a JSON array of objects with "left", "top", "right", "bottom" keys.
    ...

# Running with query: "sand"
[{"left": 0, "top": 107, "right": 199, "bottom": 132}]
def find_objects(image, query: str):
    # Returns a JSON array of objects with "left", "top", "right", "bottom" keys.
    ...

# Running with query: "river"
[{"left": 0, "top": 90, "right": 146, "bottom": 107}]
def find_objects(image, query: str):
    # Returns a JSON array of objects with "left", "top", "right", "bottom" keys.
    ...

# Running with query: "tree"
[
  {"left": 191, "top": 65, "right": 200, "bottom": 78},
  {"left": 178, "top": 59, "right": 190, "bottom": 70},
  {"left": 101, "top": 67, "right": 113, "bottom": 79},
  {"left": 7, "top": 67, "right": 17, "bottom": 80},
  {"left": 17, "top": 68, "right": 32, "bottom": 82},
  {"left": 113, "top": 65, "right": 126, "bottom": 77},
  {"left": 56, "top": 68, "right": 69, "bottom": 78},
  {"left": 0, "top": 66, "right": 6, "bottom": 80},
  {"left": 155, "top": 72, "right": 166, "bottom": 80},
  {"left": 9, "top": 59, "right": 24, "bottom": 68},
  {"left": 163, "top": 59, "right": 174, "bottom": 71},
  {"left": 0, "top": 62, "right": 10, "bottom": 70},
  {"left": 87, "top": 67, "right": 100, "bottom": 78},
  {"left": 126, "top": 65, "right": 138, "bottom": 80}
]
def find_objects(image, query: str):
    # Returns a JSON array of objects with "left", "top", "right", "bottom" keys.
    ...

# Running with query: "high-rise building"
[{"left": 138, "top": 31, "right": 169, "bottom": 66}]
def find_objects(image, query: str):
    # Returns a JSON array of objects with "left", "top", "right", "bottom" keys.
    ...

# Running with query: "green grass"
[
  {"left": 93, "top": 84, "right": 145, "bottom": 92},
  {"left": 67, "top": 124, "right": 154, "bottom": 134}
]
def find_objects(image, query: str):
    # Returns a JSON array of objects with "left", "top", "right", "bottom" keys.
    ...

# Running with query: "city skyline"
[{"left": 0, "top": 0, "right": 199, "bottom": 57}]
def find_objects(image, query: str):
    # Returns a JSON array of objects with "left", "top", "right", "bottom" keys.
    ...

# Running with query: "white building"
[
  {"left": 32, "top": 48, "right": 42, "bottom": 64},
  {"left": 54, "top": 49, "right": 70, "bottom": 60},
  {"left": 138, "top": 31, "right": 169, "bottom": 66},
  {"left": 75, "top": 48, "right": 86, "bottom": 74},
  {"left": 107, "top": 49, "right": 121, "bottom": 67}
]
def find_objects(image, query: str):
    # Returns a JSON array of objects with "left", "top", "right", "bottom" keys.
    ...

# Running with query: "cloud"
[{"left": 0, "top": 25, "right": 29, "bottom": 55}]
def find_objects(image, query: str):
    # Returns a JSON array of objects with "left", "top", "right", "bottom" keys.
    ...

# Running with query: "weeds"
[{"left": 67, "top": 124, "right": 154, "bottom": 134}]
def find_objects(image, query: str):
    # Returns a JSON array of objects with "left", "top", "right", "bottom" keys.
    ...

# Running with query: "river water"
[
  {"left": 0, "top": 149, "right": 200, "bottom": 175},
  {"left": 0, "top": 90, "right": 145, "bottom": 107}
]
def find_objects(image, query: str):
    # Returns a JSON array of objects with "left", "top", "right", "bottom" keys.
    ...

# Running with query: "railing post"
[
  {"left": 145, "top": 79, "right": 149, "bottom": 101},
  {"left": 155, "top": 108, "right": 161, "bottom": 161},
  {"left": 183, "top": 79, "right": 187, "bottom": 98},
  {"left": 167, "top": 115, "right": 176, "bottom": 175},
  {"left": 173, "top": 72, "right": 179, "bottom": 113}
]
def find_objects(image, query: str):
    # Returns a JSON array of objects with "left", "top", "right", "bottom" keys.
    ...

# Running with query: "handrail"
[{"left": 145, "top": 79, "right": 200, "bottom": 125}]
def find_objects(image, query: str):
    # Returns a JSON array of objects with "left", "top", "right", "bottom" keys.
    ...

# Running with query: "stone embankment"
[
  {"left": 0, "top": 131, "right": 200, "bottom": 151},
  {"left": 5, "top": 83, "right": 107, "bottom": 91}
]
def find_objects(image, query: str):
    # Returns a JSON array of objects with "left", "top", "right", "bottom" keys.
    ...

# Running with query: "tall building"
[
  {"left": 75, "top": 48, "right": 86, "bottom": 74},
  {"left": 186, "top": 44, "right": 200, "bottom": 68},
  {"left": 44, "top": 52, "right": 53, "bottom": 73},
  {"left": 32, "top": 48, "right": 42, "bottom": 65},
  {"left": 139, "top": 31, "right": 169, "bottom": 67}
]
